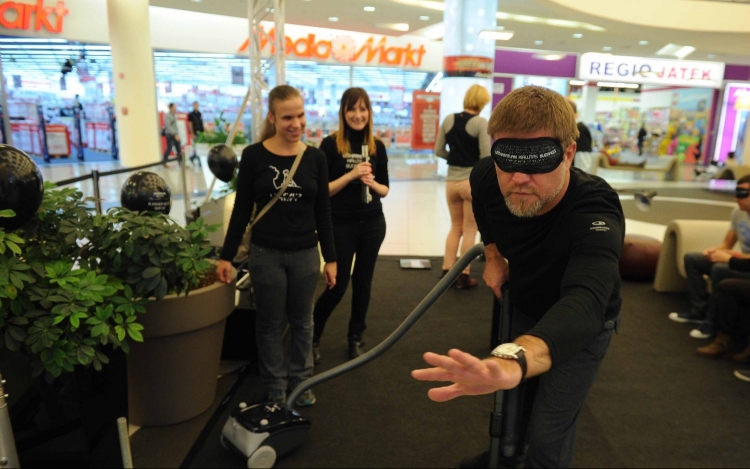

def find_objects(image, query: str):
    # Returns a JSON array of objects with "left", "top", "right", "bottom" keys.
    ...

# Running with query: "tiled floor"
[{"left": 38, "top": 154, "right": 719, "bottom": 258}]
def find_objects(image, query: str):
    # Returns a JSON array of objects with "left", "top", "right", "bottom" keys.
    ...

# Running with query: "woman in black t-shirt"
[
  {"left": 312, "top": 88, "right": 390, "bottom": 362},
  {"left": 217, "top": 85, "right": 337, "bottom": 408}
]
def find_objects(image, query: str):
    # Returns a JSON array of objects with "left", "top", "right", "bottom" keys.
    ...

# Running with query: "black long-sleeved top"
[
  {"left": 576, "top": 122, "right": 593, "bottom": 152},
  {"left": 320, "top": 131, "right": 389, "bottom": 222},
  {"left": 220, "top": 142, "right": 336, "bottom": 262},
  {"left": 471, "top": 159, "right": 625, "bottom": 366}
]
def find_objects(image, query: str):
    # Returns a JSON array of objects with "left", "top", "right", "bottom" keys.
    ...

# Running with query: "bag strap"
[{"left": 250, "top": 142, "right": 307, "bottom": 228}]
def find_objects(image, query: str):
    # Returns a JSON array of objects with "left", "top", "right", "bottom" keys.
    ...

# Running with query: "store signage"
[
  {"left": 238, "top": 27, "right": 428, "bottom": 68},
  {"left": 578, "top": 53, "right": 725, "bottom": 88},
  {"left": 0, "top": 0, "right": 69, "bottom": 33},
  {"left": 411, "top": 91, "right": 440, "bottom": 150},
  {"left": 444, "top": 56, "right": 493, "bottom": 78}
]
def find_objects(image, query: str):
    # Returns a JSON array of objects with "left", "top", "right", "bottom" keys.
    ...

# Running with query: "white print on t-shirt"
[
  {"left": 590, "top": 221, "right": 610, "bottom": 232},
  {"left": 269, "top": 165, "right": 302, "bottom": 203},
  {"left": 345, "top": 153, "right": 365, "bottom": 170}
]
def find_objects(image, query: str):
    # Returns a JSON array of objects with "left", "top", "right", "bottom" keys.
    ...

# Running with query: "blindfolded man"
[{"left": 412, "top": 86, "right": 625, "bottom": 468}]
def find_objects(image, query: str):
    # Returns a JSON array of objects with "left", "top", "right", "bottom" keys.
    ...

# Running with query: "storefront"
[
  {"left": 0, "top": 0, "right": 442, "bottom": 161},
  {"left": 574, "top": 53, "right": 725, "bottom": 163}
]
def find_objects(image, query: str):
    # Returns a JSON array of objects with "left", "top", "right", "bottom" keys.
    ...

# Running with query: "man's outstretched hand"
[{"left": 411, "top": 349, "right": 523, "bottom": 402}]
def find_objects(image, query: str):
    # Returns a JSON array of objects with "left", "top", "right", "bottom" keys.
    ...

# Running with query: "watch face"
[{"left": 492, "top": 343, "right": 524, "bottom": 358}]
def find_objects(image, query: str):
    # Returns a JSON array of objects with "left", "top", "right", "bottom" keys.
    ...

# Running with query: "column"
[
  {"left": 580, "top": 82, "right": 598, "bottom": 127},
  {"left": 107, "top": 0, "right": 160, "bottom": 167},
  {"left": 438, "top": 0, "right": 496, "bottom": 177}
]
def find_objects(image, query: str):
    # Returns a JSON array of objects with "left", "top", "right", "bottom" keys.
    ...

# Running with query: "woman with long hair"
[
  {"left": 312, "top": 87, "right": 390, "bottom": 362},
  {"left": 217, "top": 85, "right": 337, "bottom": 407},
  {"left": 435, "top": 84, "right": 491, "bottom": 289}
]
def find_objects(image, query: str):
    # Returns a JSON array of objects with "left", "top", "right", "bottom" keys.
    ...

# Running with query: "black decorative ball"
[
  {"left": 120, "top": 171, "right": 171, "bottom": 214},
  {"left": 0, "top": 145, "right": 44, "bottom": 231},
  {"left": 207, "top": 144, "right": 238, "bottom": 183}
]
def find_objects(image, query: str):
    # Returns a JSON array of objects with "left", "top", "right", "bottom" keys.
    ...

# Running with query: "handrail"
[
  {"left": 51, "top": 156, "right": 183, "bottom": 215},
  {"left": 287, "top": 243, "right": 486, "bottom": 409}
]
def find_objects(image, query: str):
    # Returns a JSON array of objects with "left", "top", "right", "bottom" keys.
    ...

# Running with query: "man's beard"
[{"left": 504, "top": 172, "right": 565, "bottom": 218}]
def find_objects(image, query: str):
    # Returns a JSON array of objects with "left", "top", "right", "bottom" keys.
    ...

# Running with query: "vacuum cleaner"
[{"left": 221, "top": 244, "right": 486, "bottom": 468}]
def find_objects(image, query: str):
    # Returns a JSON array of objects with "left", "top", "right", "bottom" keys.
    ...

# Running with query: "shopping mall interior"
[{"left": 1, "top": 0, "right": 750, "bottom": 468}]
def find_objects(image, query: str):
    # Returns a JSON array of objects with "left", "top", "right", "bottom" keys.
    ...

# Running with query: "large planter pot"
[{"left": 127, "top": 272, "right": 236, "bottom": 426}]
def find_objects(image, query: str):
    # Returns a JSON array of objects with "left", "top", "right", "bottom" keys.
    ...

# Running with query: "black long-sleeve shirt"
[
  {"left": 320, "top": 131, "right": 389, "bottom": 222},
  {"left": 471, "top": 159, "right": 625, "bottom": 366},
  {"left": 220, "top": 142, "right": 336, "bottom": 262}
]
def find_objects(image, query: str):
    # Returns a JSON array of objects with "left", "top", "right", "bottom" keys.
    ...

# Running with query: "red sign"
[
  {"left": 0, "top": 0, "right": 68, "bottom": 33},
  {"left": 238, "top": 27, "right": 427, "bottom": 68},
  {"left": 411, "top": 91, "right": 440, "bottom": 151},
  {"left": 444, "top": 56, "right": 493, "bottom": 78}
]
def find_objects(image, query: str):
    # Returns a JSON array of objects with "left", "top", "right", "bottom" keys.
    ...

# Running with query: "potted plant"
[
  {"left": 0, "top": 183, "right": 236, "bottom": 427},
  {"left": 194, "top": 111, "right": 249, "bottom": 157}
]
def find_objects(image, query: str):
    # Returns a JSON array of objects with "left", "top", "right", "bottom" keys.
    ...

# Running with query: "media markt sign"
[
  {"left": 239, "top": 25, "right": 431, "bottom": 69},
  {"left": 0, "top": 0, "right": 69, "bottom": 34}
]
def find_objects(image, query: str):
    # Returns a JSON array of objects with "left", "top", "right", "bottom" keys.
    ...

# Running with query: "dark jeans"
[
  {"left": 715, "top": 278, "right": 750, "bottom": 347},
  {"left": 684, "top": 252, "right": 750, "bottom": 321},
  {"left": 249, "top": 244, "right": 320, "bottom": 392},
  {"left": 313, "top": 214, "right": 386, "bottom": 342},
  {"left": 511, "top": 309, "right": 617, "bottom": 468},
  {"left": 162, "top": 135, "right": 182, "bottom": 161}
]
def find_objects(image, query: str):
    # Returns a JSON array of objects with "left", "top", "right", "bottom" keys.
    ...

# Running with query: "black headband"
[{"left": 491, "top": 137, "right": 564, "bottom": 174}]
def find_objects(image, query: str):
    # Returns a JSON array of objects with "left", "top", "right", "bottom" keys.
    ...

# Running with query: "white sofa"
[{"left": 653, "top": 219, "right": 732, "bottom": 292}]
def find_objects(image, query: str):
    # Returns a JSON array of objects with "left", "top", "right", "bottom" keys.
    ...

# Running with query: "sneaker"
[
  {"left": 294, "top": 389, "right": 316, "bottom": 407},
  {"left": 689, "top": 321, "right": 716, "bottom": 339},
  {"left": 668, "top": 311, "right": 704, "bottom": 324},
  {"left": 733, "top": 369, "right": 750, "bottom": 383},
  {"left": 267, "top": 389, "right": 286, "bottom": 406}
]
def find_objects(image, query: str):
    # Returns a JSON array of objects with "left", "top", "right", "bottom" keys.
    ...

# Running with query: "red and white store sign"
[
  {"left": 237, "top": 24, "right": 431, "bottom": 69},
  {"left": 0, "top": 0, "right": 68, "bottom": 33},
  {"left": 578, "top": 53, "right": 725, "bottom": 88},
  {"left": 0, "top": 0, "right": 442, "bottom": 71}
]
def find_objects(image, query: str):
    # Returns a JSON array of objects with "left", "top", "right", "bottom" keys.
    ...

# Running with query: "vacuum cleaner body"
[{"left": 222, "top": 402, "right": 311, "bottom": 468}]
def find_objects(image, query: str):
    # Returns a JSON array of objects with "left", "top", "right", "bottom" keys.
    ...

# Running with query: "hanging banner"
[
  {"left": 444, "top": 56, "right": 493, "bottom": 78},
  {"left": 411, "top": 91, "right": 440, "bottom": 151}
]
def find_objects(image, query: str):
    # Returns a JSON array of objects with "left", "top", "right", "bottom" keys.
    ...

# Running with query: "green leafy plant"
[
  {"left": 0, "top": 184, "right": 218, "bottom": 380},
  {"left": 194, "top": 112, "right": 248, "bottom": 145}
]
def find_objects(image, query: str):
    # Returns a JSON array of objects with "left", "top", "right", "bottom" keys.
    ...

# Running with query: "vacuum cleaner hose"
[{"left": 287, "top": 243, "right": 486, "bottom": 410}]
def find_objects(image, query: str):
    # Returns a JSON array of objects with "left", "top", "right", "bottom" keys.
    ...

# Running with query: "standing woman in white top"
[{"left": 434, "top": 84, "right": 491, "bottom": 289}]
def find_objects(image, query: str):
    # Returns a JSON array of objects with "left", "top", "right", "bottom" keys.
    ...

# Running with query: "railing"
[{"left": 52, "top": 155, "right": 190, "bottom": 216}]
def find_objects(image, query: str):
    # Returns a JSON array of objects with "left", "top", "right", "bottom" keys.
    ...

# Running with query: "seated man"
[
  {"left": 696, "top": 273, "right": 750, "bottom": 362},
  {"left": 669, "top": 175, "right": 750, "bottom": 339}
]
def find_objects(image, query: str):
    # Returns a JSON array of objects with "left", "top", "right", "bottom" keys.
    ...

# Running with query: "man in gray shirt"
[{"left": 162, "top": 103, "right": 181, "bottom": 164}]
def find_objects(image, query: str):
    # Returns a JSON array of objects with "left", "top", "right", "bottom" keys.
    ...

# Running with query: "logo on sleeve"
[{"left": 590, "top": 221, "right": 610, "bottom": 232}]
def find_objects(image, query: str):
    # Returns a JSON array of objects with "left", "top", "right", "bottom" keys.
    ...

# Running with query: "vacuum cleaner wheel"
[{"left": 247, "top": 445, "right": 277, "bottom": 468}]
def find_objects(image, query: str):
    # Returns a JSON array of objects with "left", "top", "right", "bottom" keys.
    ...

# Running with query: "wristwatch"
[{"left": 491, "top": 343, "right": 528, "bottom": 383}]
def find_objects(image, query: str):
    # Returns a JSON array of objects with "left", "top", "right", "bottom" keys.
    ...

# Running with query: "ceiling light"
[
  {"left": 418, "top": 22, "right": 445, "bottom": 40},
  {"left": 569, "top": 80, "right": 586, "bottom": 86},
  {"left": 420, "top": 15, "right": 430, "bottom": 20},
  {"left": 533, "top": 53, "right": 566, "bottom": 61},
  {"left": 638, "top": 40, "right": 649, "bottom": 45},
  {"left": 191, "top": 0, "right": 202, "bottom": 2},
  {"left": 572, "top": 33, "right": 583, "bottom": 38},
  {"left": 328, "top": 16, "right": 339, "bottom": 22},
  {"left": 364, "top": 6, "right": 376, "bottom": 12},
  {"left": 707, "top": 53, "right": 716, "bottom": 58},
  {"left": 602, "top": 46, "right": 612, "bottom": 51},
  {"left": 656, "top": 43, "right": 696, "bottom": 59},
  {"left": 376, "top": 22, "right": 410, "bottom": 32},
  {"left": 478, "top": 29, "right": 514, "bottom": 41},
  {"left": 534, "top": 40, "right": 544, "bottom": 45},
  {"left": 597, "top": 81, "right": 639, "bottom": 89}
]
